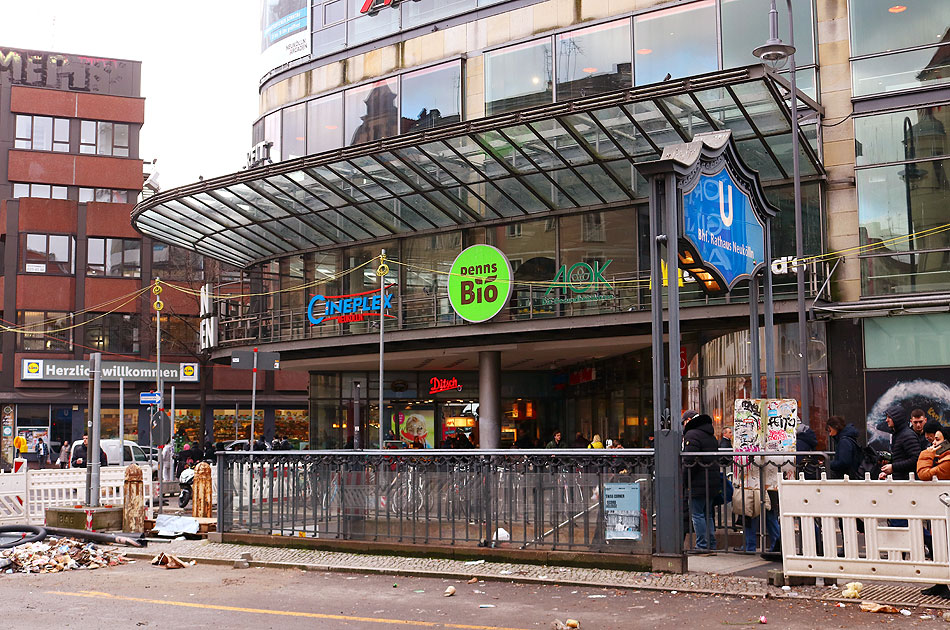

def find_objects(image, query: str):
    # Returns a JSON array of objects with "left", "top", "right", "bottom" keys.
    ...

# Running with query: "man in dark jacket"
[
  {"left": 683, "top": 412, "right": 719, "bottom": 552},
  {"left": 827, "top": 416, "right": 861, "bottom": 479},
  {"left": 880, "top": 404, "right": 922, "bottom": 480},
  {"left": 911, "top": 409, "right": 929, "bottom": 450}
]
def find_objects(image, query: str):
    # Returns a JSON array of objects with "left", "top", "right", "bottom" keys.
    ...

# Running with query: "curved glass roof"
[{"left": 133, "top": 65, "right": 823, "bottom": 268}]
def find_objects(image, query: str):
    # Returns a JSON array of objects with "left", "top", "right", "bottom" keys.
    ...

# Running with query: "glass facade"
[
  {"left": 556, "top": 20, "right": 632, "bottom": 101},
  {"left": 485, "top": 40, "right": 553, "bottom": 116},
  {"left": 345, "top": 78, "right": 400, "bottom": 145},
  {"left": 855, "top": 104, "right": 950, "bottom": 295},
  {"left": 634, "top": 1, "right": 717, "bottom": 85},
  {"left": 401, "top": 62, "right": 462, "bottom": 132},
  {"left": 865, "top": 314, "right": 950, "bottom": 369}
]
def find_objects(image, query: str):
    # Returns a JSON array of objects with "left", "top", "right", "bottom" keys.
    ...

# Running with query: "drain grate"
[{"left": 820, "top": 583, "right": 950, "bottom": 609}]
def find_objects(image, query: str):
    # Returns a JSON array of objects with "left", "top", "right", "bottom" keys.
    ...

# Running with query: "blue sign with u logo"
[{"left": 682, "top": 168, "right": 765, "bottom": 291}]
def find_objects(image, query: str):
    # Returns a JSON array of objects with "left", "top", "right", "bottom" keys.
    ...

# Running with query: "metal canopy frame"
[{"left": 132, "top": 65, "right": 824, "bottom": 268}]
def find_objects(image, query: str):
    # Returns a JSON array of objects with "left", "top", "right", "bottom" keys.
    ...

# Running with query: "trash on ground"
[
  {"left": 841, "top": 582, "right": 863, "bottom": 598},
  {"left": 500, "top": 570, "right": 512, "bottom": 575},
  {"left": 479, "top": 604, "right": 496, "bottom": 608},
  {"left": 0, "top": 537, "right": 128, "bottom": 574},
  {"left": 467, "top": 577, "right": 479, "bottom": 584},
  {"left": 443, "top": 586, "right": 456, "bottom": 597},
  {"left": 153, "top": 514, "right": 200, "bottom": 537},
  {"left": 413, "top": 589, "right": 425, "bottom": 593},
  {"left": 587, "top": 594, "right": 607, "bottom": 599},
  {"left": 464, "top": 559, "right": 485, "bottom": 566},
  {"left": 899, "top": 609, "right": 912, "bottom": 616},
  {"left": 834, "top": 603, "right": 846, "bottom": 608},
  {"left": 150, "top": 552, "right": 193, "bottom": 569},
  {"left": 780, "top": 585, "right": 791, "bottom": 592},
  {"left": 860, "top": 601, "right": 899, "bottom": 614},
  {"left": 493, "top": 528, "right": 510, "bottom": 542},
  {"left": 565, "top": 620, "right": 580, "bottom": 628},
  {"left": 758, "top": 616, "right": 767, "bottom": 624}
]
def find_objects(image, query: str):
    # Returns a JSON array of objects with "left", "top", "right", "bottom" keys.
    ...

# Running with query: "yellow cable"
[{"left": 1, "top": 285, "right": 153, "bottom": 333}]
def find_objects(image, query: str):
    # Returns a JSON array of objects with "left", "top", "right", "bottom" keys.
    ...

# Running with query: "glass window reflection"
[
  {"left": 854, "top": 106, "right": 950, "bottom": 167},
  {"left": 401, "top": 62, "right": 462, "bottom": 133},
  {"left": 852, "top": 45, "right": 950, "bottom": 97},
  {"left": 485, "top": 39, "right": 553, "bottom": 116},
  {"left": 556, "top": 20, "right": 632, "bottom": 101},
  {"left": 345, "top": 78, "right": 399, "bottom": 146},
  {"left": 282, "top": 103, "right": 307, "bottom": 160},
  {"left": 264, "top": 111, "right": 282, "bottom": 161},
  {"left": 850, "top": 0, "right": 950, "bottom": 57},
  {"left": 721, "top": 0, "right": 814, "bottom": 68},
  {"left": 308, "top": 93, "right": 344, "bottom": 154},
  {"left": 634, "top": 0, "right": 717, "bottom": 85}
]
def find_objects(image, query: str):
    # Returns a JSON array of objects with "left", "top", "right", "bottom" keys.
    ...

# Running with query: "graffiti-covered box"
[{"left": 733, "top": 399, "right": 798, "bottom": 492}]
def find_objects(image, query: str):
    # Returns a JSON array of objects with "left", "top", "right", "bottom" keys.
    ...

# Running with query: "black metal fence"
[
  {"left": 215, "top": 449, "right": 828, "bottom": 555},
  {"left": 216, "top": 449, "right": 654, "bottom": 554},
  {"left": 681, "top": 450, "right": 830, "bottom": 554}
]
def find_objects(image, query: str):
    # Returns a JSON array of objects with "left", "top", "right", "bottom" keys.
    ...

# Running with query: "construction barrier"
[{"left": 780, "top": 474, "right": 950, "bottom": 584}]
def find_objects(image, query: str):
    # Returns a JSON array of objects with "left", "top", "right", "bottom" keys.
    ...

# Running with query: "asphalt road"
[{"left": 5, "top": 562, "right": 937, "bottom": 629}]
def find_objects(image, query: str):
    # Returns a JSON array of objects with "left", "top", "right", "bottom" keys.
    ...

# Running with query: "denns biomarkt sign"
[
  {"left": 540, "top": 260, "right": 615, "bottom": 306},
  {"left": 307, "top": 286, "right": 395, "bottom": 325}
]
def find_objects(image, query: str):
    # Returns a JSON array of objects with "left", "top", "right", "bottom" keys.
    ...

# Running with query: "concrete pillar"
[{"left": 478, "top": 351, "right": 501, "bottom": 449}]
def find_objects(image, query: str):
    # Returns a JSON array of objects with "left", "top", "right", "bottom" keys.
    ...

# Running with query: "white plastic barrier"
[
  {"left": 780, "top": 475, "right": 950, "bottom": 583},
  {"left": 0, "top": 463, "right": 153, "bottom": 526}
]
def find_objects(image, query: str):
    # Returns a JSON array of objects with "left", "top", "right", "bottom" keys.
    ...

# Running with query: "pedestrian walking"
[
  {"left": 916, "top": 429, "right": 950, "bottom": 599},
  {"left": 682, "top": 411, "right": 718, "bottom": 553},
  {"left": 719, "top": 427, "right": 733, "bottom": 449},
  {"left": 827, "top": 416, "right": 860, "bottom": 479},
  {"left": 35, "top": 437, "right": 50, "bottom": 469},
  {"left": 880, "top": 405, "right": 922, "bottom": 480},
  {"left": 56, "top": 440, "right": 70, "bottom": 469}
]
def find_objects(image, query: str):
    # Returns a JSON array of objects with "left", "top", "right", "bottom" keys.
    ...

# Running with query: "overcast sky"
[{"left": 4, "top": 0, "right": 261, "bottom": 191}]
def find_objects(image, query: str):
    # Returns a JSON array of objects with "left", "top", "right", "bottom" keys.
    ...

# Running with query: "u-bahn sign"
[
  {"left": 681, "top": 167, "right": 765, "bottom": 292},
  {"left": 447, "top": 245, "right": 513, "bottom": 323},
  {"left": 674, "top": 131, "right": 777, "bottom": 295}
]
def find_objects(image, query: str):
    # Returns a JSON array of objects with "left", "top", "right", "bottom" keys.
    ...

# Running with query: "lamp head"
[{"left": 753, "top": 40, "right": 796, "bottom": 69}]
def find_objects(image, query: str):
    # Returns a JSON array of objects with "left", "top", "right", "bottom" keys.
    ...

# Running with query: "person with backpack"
[{"left": 827, "top": 416, "right": 861, "bottom": 479}]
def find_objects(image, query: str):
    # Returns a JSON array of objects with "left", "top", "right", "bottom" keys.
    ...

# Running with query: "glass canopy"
[{"left": 132, "top": 65, "right": 823, "bottom": 268}]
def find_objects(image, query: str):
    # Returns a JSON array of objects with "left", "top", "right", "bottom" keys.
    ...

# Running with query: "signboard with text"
[
  {"left": 21, "top": 359, "right": 199, "bottom": 383},
  {"left": 682, "top": 167, "right": 765, "bottom": 293},
  {"left": 260, "top": 0, "right": 310, "bottom": 77},
  {"left": 447, "top": 245, "right": 513, "bottom": 323}
]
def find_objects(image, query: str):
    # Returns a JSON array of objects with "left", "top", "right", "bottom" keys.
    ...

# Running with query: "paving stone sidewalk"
[{"left": 122, "top": 539, "right": 774, "bottom": 598}]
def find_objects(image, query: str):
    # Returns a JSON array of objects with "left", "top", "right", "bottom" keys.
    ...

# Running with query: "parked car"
[{"left": 69, "top": 439, "right": 158, "bottom": 473}]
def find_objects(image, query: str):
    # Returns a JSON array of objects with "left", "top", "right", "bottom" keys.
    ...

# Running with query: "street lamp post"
[{"left": 754, "top": 0, "right": 810, "bottom": 426}]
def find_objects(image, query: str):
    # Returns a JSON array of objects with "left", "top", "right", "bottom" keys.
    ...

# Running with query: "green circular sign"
[{"left": 447, "top": 245, "right": 513, "bottom": 323}]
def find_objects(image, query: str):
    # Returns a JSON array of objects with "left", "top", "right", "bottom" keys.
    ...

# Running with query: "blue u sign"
[{"left": 682, "top": 168, "right": 765, "bottom": 291}]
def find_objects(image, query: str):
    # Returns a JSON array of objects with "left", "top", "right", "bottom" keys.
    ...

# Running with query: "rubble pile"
[{"left": 0, "top": 538, "right": 129, "bottom": 574}]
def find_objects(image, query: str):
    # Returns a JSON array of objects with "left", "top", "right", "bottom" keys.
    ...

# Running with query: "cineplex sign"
[{"left": 22, "top": 359, "right": 199, "bottom": 382}]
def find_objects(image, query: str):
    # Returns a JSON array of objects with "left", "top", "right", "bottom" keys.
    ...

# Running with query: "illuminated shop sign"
[
  {"left": 429, "top": 376, "right": 462, "bottom": 395},
  {"left": 540, "top": 260, "right": 616, "bottom": 306},
  {"left": 307, "top": 287, "right": 395, "bottom": 325},
  {"left": 360, "top": 0, "right": 421, "bottom": 15}
]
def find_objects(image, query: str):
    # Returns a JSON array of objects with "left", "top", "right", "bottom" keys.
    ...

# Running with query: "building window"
[
  {"left": 13, "top": 183, "right": 67, "bottom": 199},
  {"left": 17, "top": 311, "right": 73, "bottom": 351},
  {"left": 84, "top": 313, "right": 139, "bottom": 354},
  {"left": 849, "top": 0, "right": 950, "bottom": 97},
  {"left": 23, "top": 234, "right": 75, "bottom": 274},
  {"left": 582, "top": 212, "right": 606, "bottom": 242},
  {"left": 282, "top": 102, "right": 307, "bottom": 160},
  {"left": 634, "top": 0, "right": 717, "bottom": 85},
  {"left": 263, "top": 111, "right": 282, "bottom": 162},
  {"left": 79, "top": 121, "right": 130, "bottom": 157},
  {"left": 15, "top": 115, "right": 70, "bottom": 152},
  {"left": 307, "top": 92, "right": 344, "bottom": 154},
  {"left": 79, "top": 188, "right": 129, "bottom": 203},
  {"left": 506, "top": 223, "right": 523, "bottom": 238},
  {"left": 485, "top": 39, "right": 553, "bottom": 116},
  {"left": 87, "top": 238, "right": 141, "bottom": 278},
  {"left": 345, "top": 78, "right": 400, "bottom": 146},
  {"left": 154, "top": 314, "right": 200, "bottom": 355},
  {"left": 152, "top": 243, "right": 204, "bottom": 281},
  {"left": 855, "top": 104, "right": 950, "bottom": 295},
  {"left": 721, "top": 0, "right": 814, "bottom": 68},
  {"left": 401, "top": 61, "right": 462, "bottom": 133},
  {"left": 556, "top": 20, "right": 632, "bottom": 101}
]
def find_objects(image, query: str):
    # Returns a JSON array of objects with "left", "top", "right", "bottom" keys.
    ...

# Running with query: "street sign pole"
[
  {"left": 153, "top": 278, "right": 163, "bottom": 468},
  {"left": 118, "top": 377, "right": 125, "bottom": 467},
  {"left": 250, "top": 348, "right": 258, "bottom": 454},
  {"left": 88, "top": 353, "right": 102, "bottom": 508}
]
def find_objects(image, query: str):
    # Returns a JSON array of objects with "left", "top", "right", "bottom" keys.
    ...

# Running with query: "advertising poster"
[
  {"left": 1, "top": 405, "right": 13, "bottom": 466},
  {"left": 18, "top": 428, "right": 49, "bottom": 454},
  {"left": 865, "top": 368, "right": 950, "bottom": 450},
  {"left": 604, "top": 482, "right": 642, "bottom": 541},
  {"left": 394, "top": 409, "right": 435, "bottom": 448},
  {"left": 260, "top": 0, "right": 311, "bottom": 77}
]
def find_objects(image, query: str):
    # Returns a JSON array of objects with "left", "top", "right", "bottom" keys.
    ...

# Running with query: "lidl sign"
[
  {"left": 21, "top": 359, "right": 199, "bottom": 382},
  {"left": 447, "top": 245, "right": 513, "bottom": 323}
]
